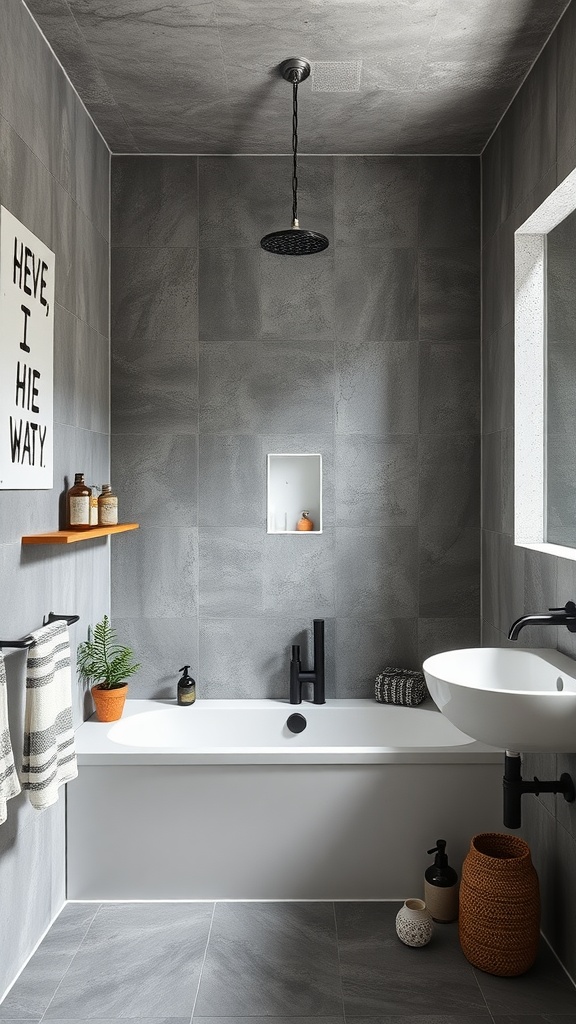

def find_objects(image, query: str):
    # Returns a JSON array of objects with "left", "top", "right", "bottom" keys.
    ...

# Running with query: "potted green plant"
[{"left": 77, "top": 615, "right": 140, "bottom": 722}]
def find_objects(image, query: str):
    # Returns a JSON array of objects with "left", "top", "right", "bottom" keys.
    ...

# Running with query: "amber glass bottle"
[
  {"left": 68, "top": 472, "right": 91, "bottom": 530},
  {"left": 98, "top": 484, "right": 118, "bottom": 526}
]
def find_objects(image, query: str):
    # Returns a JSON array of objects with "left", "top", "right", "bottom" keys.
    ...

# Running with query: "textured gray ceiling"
[{"left": 25, "top": 0, "right": 572, "bottom": 154}]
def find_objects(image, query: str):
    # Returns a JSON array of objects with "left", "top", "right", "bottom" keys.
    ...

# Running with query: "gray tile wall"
[
  {"left": 481, "top": 0, "right": 576, "bottom": 981},
  {"left": 111, "top": 153, "right": 480, "bottom": 699},
  {"left": 0, "top": 0, "right": 110, "bottom": 999}
]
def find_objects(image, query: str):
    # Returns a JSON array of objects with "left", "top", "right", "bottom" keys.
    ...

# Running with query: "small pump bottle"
[
  {"left": 177, "top": 665, "right": 196, "bottom": 706},
  {"left": 424, "top": 839, "right": 459, "bottom": 922},
  {"left": 68, "top": 472, "right": 91, "bottom": 530}
]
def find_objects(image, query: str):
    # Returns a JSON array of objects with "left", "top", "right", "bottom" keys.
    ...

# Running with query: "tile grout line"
[
  {"left": 189, "top": 901, "right": 216, "bottom": 1021},
  {"left": 332, "top": 901, "right": 347, "bottom": 1023},
  {"left": 36, "top": 902, "right": 102, "bottom": 1023},
  {"left": 469, "top": 958, "right": 495, "bottom": 1021}
]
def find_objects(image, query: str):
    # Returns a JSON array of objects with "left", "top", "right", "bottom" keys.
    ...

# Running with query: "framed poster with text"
[{"left": 0, "top": 206, "right": 54, "bottom": 489}]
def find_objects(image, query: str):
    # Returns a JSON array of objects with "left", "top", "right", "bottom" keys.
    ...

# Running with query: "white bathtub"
[
  {"left": 74, "top": 697, "right": 500, "bottom": 764},
  {"left": 68, "top": 699, "right": 506, "bottom": 901}
]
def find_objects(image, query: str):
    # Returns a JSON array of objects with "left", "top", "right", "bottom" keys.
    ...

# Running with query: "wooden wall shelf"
[{"left": 22, "top": 524, "right": 139, "bottom": 545}]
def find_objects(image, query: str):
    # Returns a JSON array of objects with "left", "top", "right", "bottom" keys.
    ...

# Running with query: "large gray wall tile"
[
  {"left": 419, "top": 342, "right": 480, "bottom": 433},
  {"left": 335, "top": 527, "right": 418, "bottom": 618},
  {"left": 335, "top": 156, "right": 419, "bottom": 247},
  {"left": 419, "top": 435, "right": 480, "bottom": 532},
  {"left": 336, "top": 247, "right": 418, "bottom": 342},
  {"left": 199, "top": 341, "right": 334, "bottom": 435},
  {"left": 112, "top": 247, "right": 197, "bottom": 342},
  {"left": 199, "top": 156, "right": 334, "bottom": 249},
  {"left": 198, "top": 435, "right": 262, "bottom": 529},
  {"left": 112, "top": 156, "right": 198, "bottom": 246},
  {"left": 335, "top": 435, "right": 418, "bottom": 527},
  {"left": 418, "top": 156, "right": 480, "bottom": 248},
  {"left": 199, "top": 617, "right": 335, "bottom": 699},
  {"left": 419, "top": 249, "right": 480, "bottom": 341},
  {"left": 336, "top": 335, "right": 418, "bottom": 436},
  {"left": 263, "top": 534, "right": 335, "bottom": 617},
  {"left": 199, "top": 528, "right": 264, "bottom": 617},
  {"left": 419, "top": 525, "right": 480, "bottom": 617},
  {"left": 113, "top": 617, "right": 198, "bottom": 699},
  {"left": 112, "top": 527, "right": 198, "bottom": 619},
  {"left": 335, "top": 617, "right": 419, "bottom": 697},
  {"left": 112, "top": 434, "right": 197, "bottom": 528}
]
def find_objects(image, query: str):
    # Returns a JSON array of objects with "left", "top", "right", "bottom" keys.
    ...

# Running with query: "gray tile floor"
[{"left": 2, "top": 902, "right": 576, "bottom": 1023}]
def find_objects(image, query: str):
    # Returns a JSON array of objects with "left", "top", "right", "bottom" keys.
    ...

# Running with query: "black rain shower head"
[{"left": 260, "top": 58, "right": 329, "bottom": 256}]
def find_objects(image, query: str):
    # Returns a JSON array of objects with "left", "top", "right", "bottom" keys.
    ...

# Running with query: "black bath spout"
[
  {"left": 289, "top": 619, "right": 325, "bottom": 705},
  {"left": 508, "top": 600, "right": 576, "bottom": 640},
  {"left": 503, "top": 751, "right": 575, "bottom": 828}
]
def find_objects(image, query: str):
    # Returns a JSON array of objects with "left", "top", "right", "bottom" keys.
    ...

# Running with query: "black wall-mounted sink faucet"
[
  {"left": 508, "top": 600, "right": 576, "bottom": 640},
  {"left": 290, "top": 619, "right": 325, "bottom": 704}
]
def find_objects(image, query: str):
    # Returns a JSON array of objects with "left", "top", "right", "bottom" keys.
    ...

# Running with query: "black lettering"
[
  {"left": 12, "top": 238, "right": 23, "bottom": 288},
  {"left": 9, "top": 417, "right": 22, "bottom": 463},
  {"left": 21, "top": 421, "right": 31, "bottom": 464},
  {"left": 20, "top": 304, "right": 31, "bottom": 352},
  {"left": 38, "top": 425, "right": 46, "bottom": 467},
  {"left": 32, "top": 255, "right": 41, "bottom": 298},
  {"left": 40, "top": 262, "right": 48, "bottom": 307},
  {"left": 31, "top": 369, "right": 40, "bottom": 414},
  {"left": 23, "top": 247, "right": 33, "bottom": 296},
  {"left": 28, "top": 422, "right": 38, "bottom": 464},
  {"left": 15, "top": 362, "right": 26, "bottom": 408}
]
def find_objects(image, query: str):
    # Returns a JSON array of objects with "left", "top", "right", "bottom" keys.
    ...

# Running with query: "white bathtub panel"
[{"left": 67, "top": 763, "right": 504, "bottom": 900}]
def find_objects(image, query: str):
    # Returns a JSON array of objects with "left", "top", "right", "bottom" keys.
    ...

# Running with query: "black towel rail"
[
  {"left": 44, "top": 612, "right": 80, "bottom": 626},
  {"left": 0, "top": 612, "right": 79, "bottom": 650}
]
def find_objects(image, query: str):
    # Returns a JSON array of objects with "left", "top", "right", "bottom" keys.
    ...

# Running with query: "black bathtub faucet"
[
  {"left": 508, "top": 600, "right": 576, "bottom": 640},
  {"left": 290, "top": 619, "right": 325, "bottom": 704}
]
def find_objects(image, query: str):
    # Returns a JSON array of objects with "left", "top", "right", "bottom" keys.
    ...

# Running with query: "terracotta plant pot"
[
  {"left": 459, "top": 832, "right": 540, "bottom": 976},
  {"left": 91, "top": 683, "right": 128, "bottom": 722}
]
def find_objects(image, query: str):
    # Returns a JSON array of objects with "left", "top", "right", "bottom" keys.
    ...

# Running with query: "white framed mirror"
[{"left": 514, "top": 166, "right": 576, "bottom": 561}]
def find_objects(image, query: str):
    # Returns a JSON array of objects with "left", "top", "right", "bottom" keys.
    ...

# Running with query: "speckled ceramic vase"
[{"left": 395, "top": 898, "right": 434, "bottom": 947}]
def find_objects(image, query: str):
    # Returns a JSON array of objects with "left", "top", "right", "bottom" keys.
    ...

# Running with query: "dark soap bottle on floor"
[
  {"left": 424, "top": 839, "right": 459, "bottom": 922},
  {"left": 177, "top": 665, "right": 196, "bottom": 706}
]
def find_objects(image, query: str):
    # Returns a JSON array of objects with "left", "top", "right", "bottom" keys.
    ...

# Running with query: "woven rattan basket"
[{"left": 459, "top": 832, "right": 540, "bottom": 976}]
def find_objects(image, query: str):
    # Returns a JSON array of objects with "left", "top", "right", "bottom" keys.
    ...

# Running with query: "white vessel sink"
[{"left": 423, "top": 647, "right": 576, "bottom": 752}]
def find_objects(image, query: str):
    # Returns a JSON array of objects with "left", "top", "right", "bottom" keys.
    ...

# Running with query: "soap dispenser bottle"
[
  {"left": 177, "top": 665, "right": 196, "bottom": 706},
  {"left": 424, "top": 839, "right": 459, "bottom": 922}
]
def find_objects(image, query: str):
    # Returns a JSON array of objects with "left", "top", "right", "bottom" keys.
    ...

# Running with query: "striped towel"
[
  {"left": 0, "top": 652, "right": 21, "bottom": 824},
  {"left": 21, "top": 621, "right": 78, "bottom": 810}
]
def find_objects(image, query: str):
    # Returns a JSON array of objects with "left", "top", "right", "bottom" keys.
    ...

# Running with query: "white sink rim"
[{"left": 422, "top": 646, "right": 576, "bottom": 753}]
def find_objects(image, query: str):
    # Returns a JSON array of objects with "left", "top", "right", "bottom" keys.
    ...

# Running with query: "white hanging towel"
[
  {"left": 0, "top": 651, "right": 21, "bottom": 824},
  {"left": 21, "top": 621, "right": 77, "bottom": 810}
]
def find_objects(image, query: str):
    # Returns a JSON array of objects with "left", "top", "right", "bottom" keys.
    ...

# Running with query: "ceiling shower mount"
[
  {"left": 278, "top": 57, "right": 311, "bottom": 84},
  {"left": 260, "top": 57, "right": 329, "bottom": 256}
]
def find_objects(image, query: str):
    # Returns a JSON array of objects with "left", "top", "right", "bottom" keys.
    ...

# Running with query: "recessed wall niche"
[{"left": 267, "top": 454, "right": 322, "bottom": 534}]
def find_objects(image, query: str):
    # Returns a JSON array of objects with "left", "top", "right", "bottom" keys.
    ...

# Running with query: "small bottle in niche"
[
  {"left": 296, "top": 510, "right": 314, "bottom": 531},
  {"left": 68, "top": 472, "right": 91, "bottom": 530},
  {"left": 98, "top": 484, "right": 118, "bottom": 526},
  {"left": 424, "top": 839, "right": 459, "bottom": 922},
  {"left": 89, "top": 484, "right": 99, "bottom": 527},
  {"left": 177, "top": 665, "right": 196, "bottom": 706}
]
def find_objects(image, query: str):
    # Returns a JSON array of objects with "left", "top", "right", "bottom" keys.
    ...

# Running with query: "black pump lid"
[
  {"left": 178, "top": 665, "right": 195, "bottom": 685},
  {"left": 425, "top": 839, "right": 458, "bottom": 886}
]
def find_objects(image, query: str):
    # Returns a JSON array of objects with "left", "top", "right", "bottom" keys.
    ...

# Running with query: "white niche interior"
[{"left": 267, "top": 454, "right": 322, "bottom": 534}]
